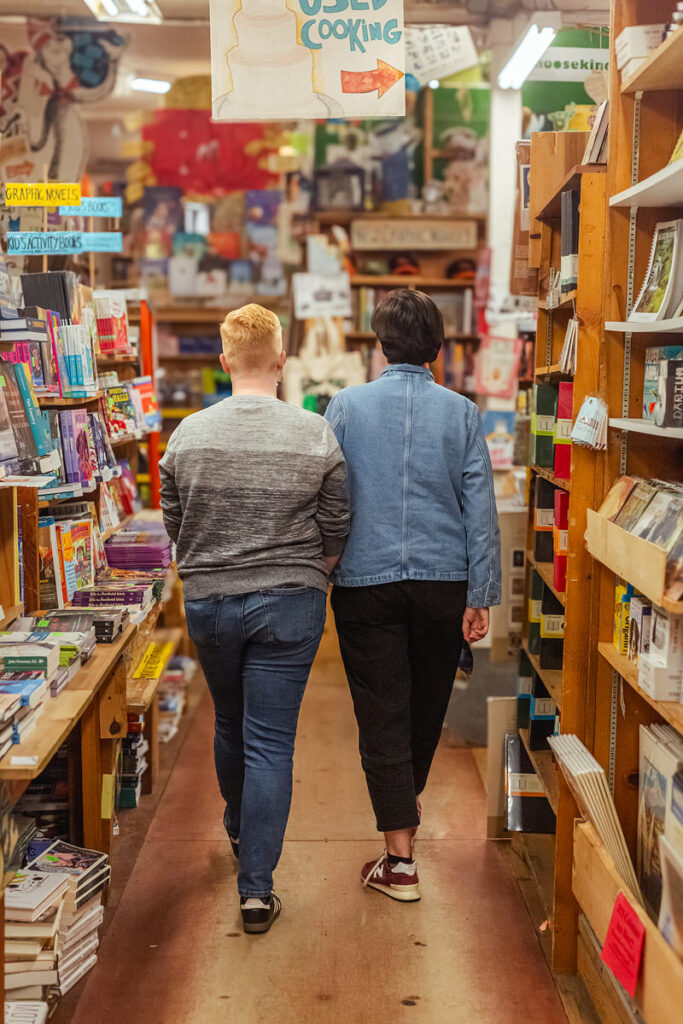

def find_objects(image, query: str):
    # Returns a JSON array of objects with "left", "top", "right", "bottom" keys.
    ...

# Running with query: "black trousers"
[{"left": 331, "top": 580, "right": 468, "bottom": 833}]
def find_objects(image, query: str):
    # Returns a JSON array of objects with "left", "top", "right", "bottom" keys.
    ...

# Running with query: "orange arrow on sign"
[{"left": 341, "top": 59, "right": 404, "bottom": 99}]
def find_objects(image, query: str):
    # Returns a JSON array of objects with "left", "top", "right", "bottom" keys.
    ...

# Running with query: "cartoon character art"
[{"left": 0, "top": 18, "right": 125, "bottom": 181}]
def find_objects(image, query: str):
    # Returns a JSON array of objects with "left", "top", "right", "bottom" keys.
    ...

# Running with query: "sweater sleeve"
[
  {"left": 159, "top": 423, "right": 183, "bottom": 544},
  {"left": 316, "top": 421, "right": 351, "bottom": 556},
  {"left": 462, "top": 405, "right": 502, "bottom": 607}
]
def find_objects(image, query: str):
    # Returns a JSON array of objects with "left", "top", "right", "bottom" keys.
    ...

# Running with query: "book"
[
  {"left": 630, "top": 219, "right": 683, "bottom": 322},
  {"left": 643, "top": 346, "right": 683, "bottom": 420},
  {"left": 5, "top": 968, "right": 58, "bottom": 989},
  {"left": 670, "top": 128, "right": 683, "bottom": 165},
  {"left": 5, "top": 869, "right": 69, "bottom": 922},
  {"left": 638, "top": 724, "right": 683, "bottom": 917},
  {"left": 55, "top": 523, "right": 77, "bottom": 605},
  {"left": 560, "top": 189, "right": 580, "bottom": 293},
  {"left": 0, "top": 673, "right": 49, "bottom": 708},
  {"left": 653, "top": 358, "right": 683, "bottom": 428},
  {"left": 4, "top": 1003, "right": 48, "bottom": 1024},
  {"left": 630, "top": 491, "right": 683, "bottom": 552},
  {"left": 582, "top": 99, "right": 609, "bottom": 165},
  {"left": 37, "top": 518, "right": 64, "bottom": 610},
  {"left": 0, "top": 361, "right": 39, "bottom": 464},
  {"left": 597, "top": 476, "right": 638, "bottom": 521},
  {"left": 0, "top": 250, "right": 19, "bottom": 319},
  {"left": 5, "top": 902, "right": 64, "bottom": 941},
  {"left": 0, "top": 370, "right": 20, "bottom": 469},
  {"left": 69, "top": 519, "right": 94, "bottom": 591},
  {"left": 613, "top": 480, "right": 658, "bottom": 531},
  {"left": 28, "top": 840, "right": 107, "bottom": 892},
  {"left": 658, "top": 834, "right": 683, "bottom": 958}
]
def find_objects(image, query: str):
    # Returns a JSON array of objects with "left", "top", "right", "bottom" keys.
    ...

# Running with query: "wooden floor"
[{"left": 66, "top": 622, "right": 569, "bottom": 1024}]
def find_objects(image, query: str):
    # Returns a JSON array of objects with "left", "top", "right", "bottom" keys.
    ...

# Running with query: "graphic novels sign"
[{"left": 210, "top": 0, "right": 405, "bottom": 121}]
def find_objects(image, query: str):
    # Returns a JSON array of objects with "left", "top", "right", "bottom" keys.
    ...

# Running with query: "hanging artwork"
[
  {"left": 209, "top": 0, "right": 405, "bottom": 121},
  {"left": 0, "top": 19, "right": 125, "bottom": 181}
]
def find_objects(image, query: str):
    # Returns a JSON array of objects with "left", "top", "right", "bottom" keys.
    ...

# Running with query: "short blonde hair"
[{"left": 219, "top": 304, "right": 282, "bottom": 371}]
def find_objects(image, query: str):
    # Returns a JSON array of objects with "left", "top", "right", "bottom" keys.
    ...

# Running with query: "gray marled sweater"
[{"left": 159, "top": 396, "right": 350, "bottom": 599}]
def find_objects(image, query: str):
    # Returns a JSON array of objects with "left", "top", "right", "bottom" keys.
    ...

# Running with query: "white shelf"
[
  {"left": 609, "top": 417, "right": 683, "bottom": 439},
  {"left": 610, "top": 160, "right": 683, "bottom": 208},
  {"left": 605, "top": 318, "right": 683, "bottom": 333}
]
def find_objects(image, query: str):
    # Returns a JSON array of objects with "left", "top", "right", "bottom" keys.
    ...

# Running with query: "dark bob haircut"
[{"left": 370, "top": 289, "right": 444, "bottom": 365}]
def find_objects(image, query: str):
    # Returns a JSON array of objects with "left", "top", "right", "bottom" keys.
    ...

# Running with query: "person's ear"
[
  {"left": 278, "top": 349, "right": 287, "bottom": 370},
  {"left": 219, "top": 353, "right": 230, "bottom": 375}
]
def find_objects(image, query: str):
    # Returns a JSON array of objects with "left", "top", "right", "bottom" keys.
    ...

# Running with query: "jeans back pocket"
[
  {"left": 260, "top": 588, "right": 326, "bottom": 645},
  {"left": 184, "top": 597, "right": 223, "bottom": 646}
]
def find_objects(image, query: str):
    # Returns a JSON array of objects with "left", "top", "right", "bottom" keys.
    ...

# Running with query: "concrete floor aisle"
[{"left": 69, "top": 624, "right": 568, "bottom": 1024}]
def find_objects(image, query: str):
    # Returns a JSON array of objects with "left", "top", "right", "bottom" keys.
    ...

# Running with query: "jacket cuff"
[
  {"left": 321, "top": 535, "right": 347, "bottom": 557},
  {"left": 466, "top": 581, "right": 502, "bottom": 608}
]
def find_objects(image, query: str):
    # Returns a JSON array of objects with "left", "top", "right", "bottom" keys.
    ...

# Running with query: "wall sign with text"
[
  {"left": 210, "top": 0, "right": 405, "bottom": 121},
  {"left": 6, "top": 232, "right": 123, "bottom": 255}
]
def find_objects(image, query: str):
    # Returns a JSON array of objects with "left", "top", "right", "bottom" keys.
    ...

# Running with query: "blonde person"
[{"left": 160, "top": 305, "right": 350, "bottom": 934}]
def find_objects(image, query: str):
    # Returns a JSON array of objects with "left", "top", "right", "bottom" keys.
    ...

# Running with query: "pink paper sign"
[{"left": 601, "top": 892, "right": 646, "bottom": 998}]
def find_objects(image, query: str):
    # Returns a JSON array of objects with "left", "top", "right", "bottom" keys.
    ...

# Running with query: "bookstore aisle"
[{"left": 58, "top": 626, "right": 567, "bottom": 1024}]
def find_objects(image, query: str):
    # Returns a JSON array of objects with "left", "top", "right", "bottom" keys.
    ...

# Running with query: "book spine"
[{"left": 14, "top": 363, "right": 50, "bottom": 456}]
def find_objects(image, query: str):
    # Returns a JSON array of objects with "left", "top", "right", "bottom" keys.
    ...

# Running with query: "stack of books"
[
  {"left": 15, "top": 608, "right": 129, "bottom": 645},
  {"left": 0, "top": 636, "right": 62, "bottom": 753},
  {"left": 104, "top": 528, "right": 172, "bottom": 570},
  {"left": 638, "top": 724, "right": 683, "bottom": 923},
  {"left": 16, "top": 744, "right": 70, "bottom": 843},
  {"left": 117, "top": 732, "right": 149, "bottom": 808},
  {"left": 4, "top": 840, "right": 111, "bottom": 1001},
  {"left": 158, "top": 655, "right": 194, "bottom": 743}
]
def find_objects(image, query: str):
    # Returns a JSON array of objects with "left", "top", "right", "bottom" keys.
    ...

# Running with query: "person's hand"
[{"left": 463, "top": 607, "right": 489, "bottom": 643}]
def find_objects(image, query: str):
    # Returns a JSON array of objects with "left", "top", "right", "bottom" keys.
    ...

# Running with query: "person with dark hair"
[{"left": 324, "top": 288, "right": 501, "bottom": 904}]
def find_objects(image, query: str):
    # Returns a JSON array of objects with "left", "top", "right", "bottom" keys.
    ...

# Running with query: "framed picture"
[
  {"left": 630, "top": 219, "right": 683, "bottom": 321},
  {"left": 314, "top": 166, "right": 365, "bottom": 212}
]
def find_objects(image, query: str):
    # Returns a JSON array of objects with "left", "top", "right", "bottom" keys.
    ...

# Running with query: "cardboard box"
[
  {"left": 505, "top": 732, "right": 555, "bottom": 833},
  {"left": 651, "top": 605, "right": 683, "bottom": 669},
  {"left": 615, "top": 25, "right": 665, "bottom": 68},
  {"left": 638, "top": 651, "right": 682, "bottom": 702},
  {"left": 528, "top": 569, "right": 543, "bottom": 654},
  {"left": 528, "top": 716, "right": 556, "bottom": 750},
  {"left": 553, "top": 554, "right": 567, "bottom": 594},
  {"left": 628, "top": 596, "right": 652, "bottom": 662}
]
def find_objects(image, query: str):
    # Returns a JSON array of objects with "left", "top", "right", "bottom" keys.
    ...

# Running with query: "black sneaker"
[{"left": 240, "top": 894, "right": 282, "bottom": 934}]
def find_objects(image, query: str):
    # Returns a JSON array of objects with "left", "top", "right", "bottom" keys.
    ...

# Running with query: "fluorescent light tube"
[
  {"left": 82, "top": 0, "right": 163, "bottom": 22},
  {"left": 498, "top": 15, "right": 562, "bottom": 90},
  {"left": 130, "top": 77, "right": 171, "bottom": 94}
]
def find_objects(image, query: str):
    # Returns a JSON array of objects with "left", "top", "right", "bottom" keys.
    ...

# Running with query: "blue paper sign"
[
  {"left": 6, "top": 232, "right": 83, "bottom": 254},
  {"left": 6, "top": 230, "right": 123, "bottom": 254},
  {"left": 81, "top": 232, "right": 123, "bottom": 253},
  {"left": 59, "top": 196, "right": 123, "bottom": 218}
]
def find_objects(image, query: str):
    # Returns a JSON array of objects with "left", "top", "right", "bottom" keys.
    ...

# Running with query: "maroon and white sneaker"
[{"left": 361, "top": 851, "right": 421, "bottom": 902}]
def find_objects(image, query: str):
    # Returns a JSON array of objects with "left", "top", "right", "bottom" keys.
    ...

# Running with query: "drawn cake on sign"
[
  {"left": 213, "top": 0, "right": 339, "bottom": 119},
  {"left": 210, "top": 0, "right": 405, "bottom": 120}
]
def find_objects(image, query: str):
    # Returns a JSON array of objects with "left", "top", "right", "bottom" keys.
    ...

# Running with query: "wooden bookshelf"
[
  {"left": 37, "top": 393, "right": 103, "bottom": 408},
  {"left": 523, "top": 130, "right": 608, "bottom": 978},
  {"left": 519, "top": 728, "right": 560, "bottom": 815},
  {"left": 521, "top": 637, "right": 563, "bottom": 708},
  {"left": 527, "top": 551, "right": 566, "bottom": 609},
  {"left": 597, "top": 642, "right": 683, "bottom": 734},
  {"left": 574, "top": 3, "right": 683, "bottom": 1018},
  {"left": 620, "top": 27, "right": 683, "bottom": 93},
  {"left": 573, "top": 821, "right": 683, "bottom": 1024},
  {"left": 350, "top": 274, "right": 471, "bottom": 289}
]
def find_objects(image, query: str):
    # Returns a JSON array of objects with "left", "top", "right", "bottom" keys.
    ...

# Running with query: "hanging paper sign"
[
  {"left": 59, "top": 197, "right": 123, "bottom": 218},
  {"left": 81, "top": 232, "right": 123, "bottom": 253},
  {"left": 404, "top": 27, "right": 479, "bottom": 86},
  {"left": 6, "top": 232, "right": 83, "bottom": 255},
  {"left": 600, "top": 892, "right": 646, "bottom": 998},
  {"left": 6, "top": 231, "right": 122, "bottom": 254},
  {"left": 5, "top": 182, "right": 81, "bottom": 207},
  {"left": 209, "top": 0, "right": 405, "bottom": 122},
  {"left": 351, "top": 218, "right": 478, "bottom": 251},
  {"left": 292, "top": 272, "right": 352, "bottom": 320}
]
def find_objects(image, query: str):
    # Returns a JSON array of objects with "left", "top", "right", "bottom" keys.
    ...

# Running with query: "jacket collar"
[{"left": 381, "top": 363, "right": 434, "bottom": 380}]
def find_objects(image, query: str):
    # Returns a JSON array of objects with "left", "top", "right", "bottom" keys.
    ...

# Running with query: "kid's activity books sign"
[{"left": 210, "top": 0, "right": 405, "bottom": 121}]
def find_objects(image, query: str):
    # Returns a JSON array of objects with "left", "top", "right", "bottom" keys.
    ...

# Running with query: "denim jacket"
[{"left": 324, "top": 364, "right": 502, "bottom": 607}]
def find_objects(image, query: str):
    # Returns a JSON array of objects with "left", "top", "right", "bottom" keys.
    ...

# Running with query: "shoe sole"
[
  {"left": 363, "top": 879, "right": 421, "bottom": 903},
  {"left": 242, "top": 908, "right": 281, "bottom": 934}
]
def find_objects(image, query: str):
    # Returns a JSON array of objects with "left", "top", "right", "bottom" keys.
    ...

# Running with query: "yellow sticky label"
[
  {"left": 101, "top": 773, "right": 115, "bottom": 819},
  {"left": 6, "top": 182, "right": 81, "bottom": 206},
  {"left": 133, "top": 641, "right": 174, "bottom": 679}
]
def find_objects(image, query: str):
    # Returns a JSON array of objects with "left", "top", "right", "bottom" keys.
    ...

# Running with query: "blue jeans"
[{"left": 184, "top": 587, "right": 326, "bottom": 898}]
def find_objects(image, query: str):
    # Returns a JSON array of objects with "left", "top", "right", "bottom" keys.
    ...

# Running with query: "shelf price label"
[
  {"left": 6, "top": 182, "right": 81, "bottom": 206},
  {"left": 59, "top": 196, "right": 123, "bottom": 218}
]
